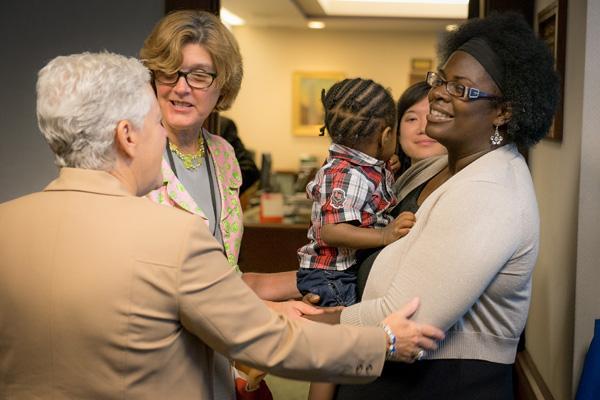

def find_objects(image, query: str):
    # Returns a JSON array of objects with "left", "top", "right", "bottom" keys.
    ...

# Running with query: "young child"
[
  {"left": 297, "top": 77, "right": 415, "bottom": 307},
  {"left": 297, "top": 77, "right": 415, "bottom": 400}
]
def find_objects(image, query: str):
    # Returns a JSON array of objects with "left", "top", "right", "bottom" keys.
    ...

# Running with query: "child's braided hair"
[{"left": 320, "top": 78, "right": 396, "bottom": 148}]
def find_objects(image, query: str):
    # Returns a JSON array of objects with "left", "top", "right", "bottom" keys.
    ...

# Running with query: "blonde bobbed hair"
[{"left": 140, "top": 10, "right": 243, "bottom": 111}]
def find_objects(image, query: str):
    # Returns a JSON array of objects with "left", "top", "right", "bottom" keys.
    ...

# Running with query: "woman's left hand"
[
  {"left": 264, "top": 300, "right": 324, "bottom": 319},
  {"left": 382, "top": 297, "right": 445, "bottom": 363}
]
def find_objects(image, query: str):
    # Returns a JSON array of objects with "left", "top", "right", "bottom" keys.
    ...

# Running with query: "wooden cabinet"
[{"left": 238, "top": 223, "right": 308, "bottom": 273}]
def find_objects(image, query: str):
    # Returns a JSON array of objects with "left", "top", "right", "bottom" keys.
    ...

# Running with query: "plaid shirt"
[{"left": 298, "top": 144, "right": 397, "bottom": 271}]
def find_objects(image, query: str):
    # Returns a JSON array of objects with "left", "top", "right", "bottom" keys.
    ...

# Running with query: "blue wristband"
[{"left": 382, "top": 323, "right": 396, "bottom": 359}]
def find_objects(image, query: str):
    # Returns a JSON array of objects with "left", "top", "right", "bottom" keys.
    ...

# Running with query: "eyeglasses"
[
  {"left": 153, "top": 69, "right": 217, "bottom": 90},
  {"left": 426, "top": 71, "right": 500, "bottom": 101}
]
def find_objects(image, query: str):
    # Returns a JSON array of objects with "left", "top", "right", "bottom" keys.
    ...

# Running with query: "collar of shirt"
[{"left": 328, "top": 143, "right": 385, "bottom": 168}]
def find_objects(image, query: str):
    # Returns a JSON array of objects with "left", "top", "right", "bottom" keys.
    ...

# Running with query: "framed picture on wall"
[
  {"left": 537, "top": 0, "right": 567, "bottom": 141},
  {"left": 409, "top": 58, "right": 433, "bottom": 85},
  {"left": 292, "top": 71, "right": 345, "bottom": 136},
  {"left": 411, "top": 58, "right": 433, "bottom": 71}
]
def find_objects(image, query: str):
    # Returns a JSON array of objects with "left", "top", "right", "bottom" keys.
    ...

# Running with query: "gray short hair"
[{"left": 37, "top": 52, "right": 153, "bottom": 170}]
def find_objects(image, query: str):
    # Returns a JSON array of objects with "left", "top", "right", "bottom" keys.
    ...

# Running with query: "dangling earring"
[{"left": 490, "top": 125, "right": 503, "bottom": 146}]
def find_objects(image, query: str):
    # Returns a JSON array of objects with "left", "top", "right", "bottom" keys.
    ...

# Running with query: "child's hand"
[
  {"left": 381, "top": 211, "right": 416, "bottom": 245},
  {"left": 387, "top": 154, "right": 401, "bottom": 175}
]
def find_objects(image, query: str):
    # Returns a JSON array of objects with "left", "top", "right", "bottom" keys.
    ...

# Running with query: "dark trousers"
[{"left": 335, "top": 359, "right": 513, "bottom": 400}]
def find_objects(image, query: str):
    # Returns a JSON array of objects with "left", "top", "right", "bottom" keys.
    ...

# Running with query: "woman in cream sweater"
[{"left": 335, "top": 11, "right": 559, "bottom": 399}]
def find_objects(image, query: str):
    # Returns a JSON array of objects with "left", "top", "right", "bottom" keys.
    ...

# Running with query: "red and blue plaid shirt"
[{"left": 298, "top": 144, "right": 397, "bottom": 271}]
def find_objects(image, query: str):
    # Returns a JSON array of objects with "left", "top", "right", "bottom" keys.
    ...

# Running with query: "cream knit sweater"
[{"left": 341, "top": 144, "right": 538, "bottom": 364}]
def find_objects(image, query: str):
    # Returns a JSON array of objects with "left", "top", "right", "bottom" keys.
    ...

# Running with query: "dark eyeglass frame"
[
  {"left": 153, "top": 69, "right": 217, "bottom": 90},
  {"left": 426, "top": 71, "right": 500, "bottom": 101}
]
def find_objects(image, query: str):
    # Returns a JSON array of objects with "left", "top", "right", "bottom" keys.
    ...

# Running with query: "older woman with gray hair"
[
  {"left": 0, "top": 52, "right": 444, "bottom": 400},
  {"left": 34, "top": 52, "right": 165, "bottom": 197},
  {"left": 36, "top": 53, "right": 159, "bottom": 179}
]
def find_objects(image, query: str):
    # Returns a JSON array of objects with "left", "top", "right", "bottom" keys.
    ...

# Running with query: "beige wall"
[
  {"left": 573, "top": 0, "right": 600, "bottom": 394},
  {"left": 527, "top": 0, "right": 588, "bottom": 398},
  {"left": 225, "top": 26, "right": 438, "bottom": 171}
]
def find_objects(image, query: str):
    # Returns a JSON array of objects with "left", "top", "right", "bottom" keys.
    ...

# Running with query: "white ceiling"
[
  {"left": 221, "top": 0, "right": 466, "bottom": 32},
  {"left": 317, "top": 0, "right": 468, "bottom": 19}
]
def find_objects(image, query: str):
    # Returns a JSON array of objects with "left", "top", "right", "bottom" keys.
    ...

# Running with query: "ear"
[
  {"left": 380, "top": 126, "right": 394, "bottom": 146},
  {"left": 114, "top": 120, "right": 138, "bottom": 159},
  {"left": 493, "top": 101, "right": 513, "bottom": 127}
]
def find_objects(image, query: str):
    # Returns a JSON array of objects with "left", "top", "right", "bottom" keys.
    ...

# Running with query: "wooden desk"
[{"left": 239, "top": 222, "right": 308, "bottom": 273}]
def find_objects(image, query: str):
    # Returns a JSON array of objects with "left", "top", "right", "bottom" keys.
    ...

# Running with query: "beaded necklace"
[
  {"left": 168, "top": 135, "right": 205, "bottom": 170},
  {"left": 165, "top": 134, "right": 220, "bottom": 239}
]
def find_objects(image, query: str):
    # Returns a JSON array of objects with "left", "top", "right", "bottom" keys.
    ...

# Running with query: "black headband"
[{"left": 457, "top": 37, "right": 504, "bottom": 93}]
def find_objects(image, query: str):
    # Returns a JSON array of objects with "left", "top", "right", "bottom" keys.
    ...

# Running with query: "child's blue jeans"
[{"left": 296, "top": 267, "right": 358, "bottom": 306}]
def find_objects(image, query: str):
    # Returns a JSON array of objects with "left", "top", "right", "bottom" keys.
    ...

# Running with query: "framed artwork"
[
  {"left": 411, "top": 58, "right": 433, "bottom": 71},
  {"left": 537, "top": 0, "right": 567, "bottom": 141},
  {"left": 409, "top": 71, "right": 430, "bottom": 86},
  {"left": 409, "top": 58, "right": 433, "bottom": 85},
  {"left": 292, "top": 71, "right": 345, "bottom": 136}
]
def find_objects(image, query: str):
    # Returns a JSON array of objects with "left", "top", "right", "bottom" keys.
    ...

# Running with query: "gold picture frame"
[
  {"left": 409, "top": 58, "right": 433, "bottom": 85},
  {"left": 411, "top": 58, "right": 433, "bottom": 71},
  {"left": 537, "top": 0, "right": 567, "bottom": 141},
  {"left": 292, "top": 71, "right": 345, "bottom": 136}
]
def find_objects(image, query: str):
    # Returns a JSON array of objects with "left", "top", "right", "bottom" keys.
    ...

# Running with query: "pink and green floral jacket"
[{"left": 148, "top": 130, "right": 243, "bottom": 271}]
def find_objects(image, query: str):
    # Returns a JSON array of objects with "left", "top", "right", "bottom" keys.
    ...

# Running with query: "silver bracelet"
[{"left": 381, "top": 322, "right": 396, "bottom": 359}]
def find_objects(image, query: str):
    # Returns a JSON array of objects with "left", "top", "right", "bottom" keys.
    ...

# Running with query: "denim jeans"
[{"left": 297, "top": 267, "right": 358, "bottom": 306}]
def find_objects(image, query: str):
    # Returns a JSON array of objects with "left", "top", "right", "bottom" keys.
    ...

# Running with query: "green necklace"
[{"left": 169, "top": 135, "right": 205, "bottom": 170}]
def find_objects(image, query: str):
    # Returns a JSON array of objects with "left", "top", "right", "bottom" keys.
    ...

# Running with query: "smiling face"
[
  {"left": 426, "top": 51, "right": 503, "bottom": 158},
  {"left": 399, "top": 96, "right": 446, "bottom": 163},
  {"left": 155, "top": 43, "right": 221, "bottom": 136}
]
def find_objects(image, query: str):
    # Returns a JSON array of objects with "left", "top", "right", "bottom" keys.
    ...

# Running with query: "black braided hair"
[
  {"left": 320, "top": 78, "right": 396, "bottom": 148},
  {"left": 439, "top": 12, "right": 559, "bottom": 148}
]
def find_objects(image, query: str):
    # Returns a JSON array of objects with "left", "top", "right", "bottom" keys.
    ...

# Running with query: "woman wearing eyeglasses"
[
  {"left": 140, "top": 11, "right": 258, "bottom": 399},
  {"left": 328, "top": 12, "right": 560, "bottom": 399},
  {"left": 141, "top": 10, "right": 244, "bottom": 273},
  {"left": 140, "top": 10, "right": 326, "bottom": 399}
]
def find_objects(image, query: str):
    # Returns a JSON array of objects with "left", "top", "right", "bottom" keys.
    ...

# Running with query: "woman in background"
[{"left": 394, "top": 81, "right": 446, "bottom": 176}]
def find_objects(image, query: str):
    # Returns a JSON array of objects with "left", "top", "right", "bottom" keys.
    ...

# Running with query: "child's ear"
[{"left": 380, "top": 126, "right": 394, "bottom": 146}]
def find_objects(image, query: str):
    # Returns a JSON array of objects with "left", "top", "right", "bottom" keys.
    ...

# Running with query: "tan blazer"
[{"left": 0, "top": 168, "right": 385, "bottom": 400}]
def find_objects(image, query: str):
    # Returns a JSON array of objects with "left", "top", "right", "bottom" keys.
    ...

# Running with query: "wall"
[
  {"left": 224, "top": 26, "right": 438, "bottom": 171},
  {"left": 527, "top": 0, "right": 588, "bottom": 398},
  {"left": 0, "top": 0, "right": 163, "bottom": 203},
  {"left": 572, "top": 0, "right": 600, "bottom": 395}
]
